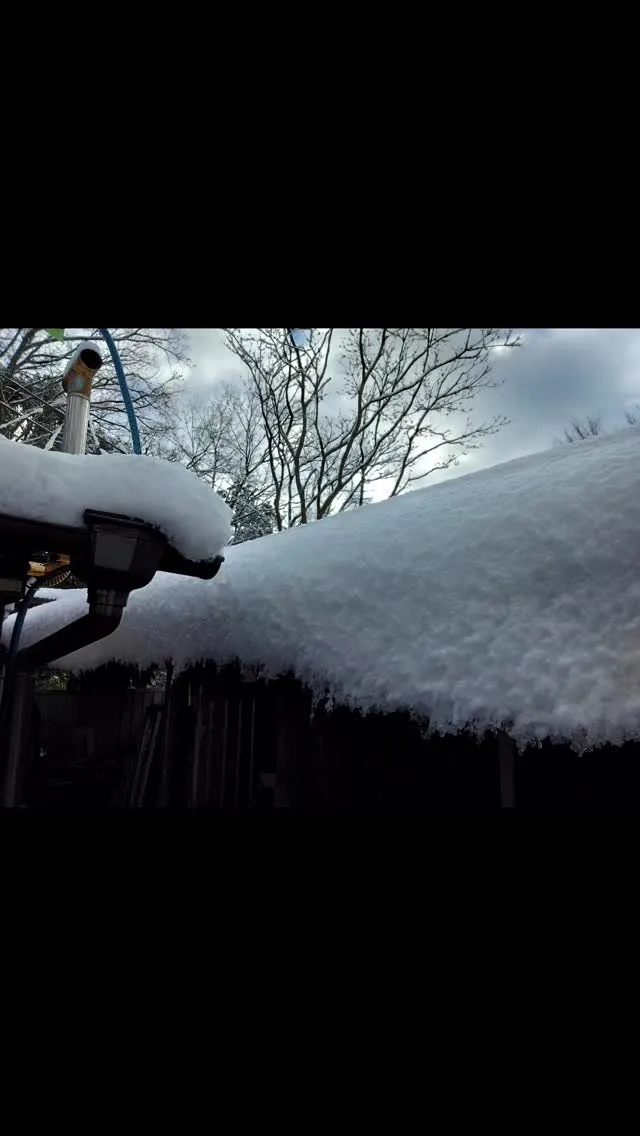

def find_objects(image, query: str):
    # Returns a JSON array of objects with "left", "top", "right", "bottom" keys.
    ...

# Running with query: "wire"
[
  {"left": 8, "top": 565, "right": 70, "bottom": 664},
  {"left": 0, "top": 564, "right": 69, "bottom": 741},
  {"left": 97, "top": 328, "right": 142, "bottom": 455}
]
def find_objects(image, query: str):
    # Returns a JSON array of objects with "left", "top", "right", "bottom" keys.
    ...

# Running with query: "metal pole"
[
  {"left": 61, "top": 343, "right": 103, "bottom": 455},
  {"left": 62, "top": 395, "right": 91, "bottom": 455}
]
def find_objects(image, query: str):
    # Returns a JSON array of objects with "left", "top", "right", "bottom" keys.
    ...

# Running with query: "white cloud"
[
  {"left": 182, "top": 327, "right": 640, "bottom": 485},
  {"left": 184, "top": 329, "right": 242, "bottom": 388}
]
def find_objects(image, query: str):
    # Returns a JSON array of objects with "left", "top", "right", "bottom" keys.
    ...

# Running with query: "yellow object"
[
  {"left": 28, "top": 555, "right": 71, "bottom": 578},
  {"left": 63, "top": 356, "right": 96, "bottom": 397}
]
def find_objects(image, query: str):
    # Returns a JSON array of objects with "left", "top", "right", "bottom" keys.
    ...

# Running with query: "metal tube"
[
  {"left": 62, "top": 395, "right": 91, "bottom": 455},
  {"left": 15, "top": 609, "right": 123, "bottom": 670},
  {"left": 61, "top": 342, "right": 103, "bottom": 455}
]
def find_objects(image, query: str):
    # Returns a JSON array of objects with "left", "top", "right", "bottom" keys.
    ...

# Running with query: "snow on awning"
[
  {"left": 0, "top": 434, "right": 232, "bottom": 562},
  {"left": 5, "top": 427, "right": 640, "bottom": 748}
]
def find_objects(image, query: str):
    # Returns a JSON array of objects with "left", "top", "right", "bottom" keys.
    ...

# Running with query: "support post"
[{"left": 3, "top": 671, "right": 31, "bottom": 806}]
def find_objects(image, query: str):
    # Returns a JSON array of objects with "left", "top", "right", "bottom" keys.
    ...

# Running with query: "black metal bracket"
[
  {"left": 0, "top": 507, "right": 224, "bottom": 671},
  {"left": 0, "top": 509, "right": 224, "bottom": 585}
]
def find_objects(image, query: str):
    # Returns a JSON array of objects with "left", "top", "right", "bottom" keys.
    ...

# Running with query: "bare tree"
[
  {"left": 148, "top": 381, "right": 275, "bottom": 543},
  {"left": 150, "top": 381, "right": 267, "bottom": 487},
  {"left": 555, "top": 406, "right": 640, "bottom": 445},
  {"left": 222, "top": 328, "right": 518, "bottom": 530},
  {"left": 560, "top": 414, "right": 603, "bottom": 444},
  {"left": 0, "top": 328, "right": 188, "bottom": 453}
]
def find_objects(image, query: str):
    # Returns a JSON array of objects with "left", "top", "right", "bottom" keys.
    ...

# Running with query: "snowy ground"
[
  {"left": 4, "top": 427, "right": 640, "bottom": 749},
  {"left": 0, "top": 434, "right": 232, "bottom": 562}
]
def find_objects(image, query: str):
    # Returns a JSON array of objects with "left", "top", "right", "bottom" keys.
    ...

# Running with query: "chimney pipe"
[{"left": 61, "top": 341, "right": 103, "bottom": 454}]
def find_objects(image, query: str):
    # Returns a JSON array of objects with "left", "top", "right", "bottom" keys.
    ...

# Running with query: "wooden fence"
[{"left": 27, "top": 666, "right": 640, "bottom": 812}]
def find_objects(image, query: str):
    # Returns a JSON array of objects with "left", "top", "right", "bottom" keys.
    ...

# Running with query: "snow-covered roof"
[
  {"left": 5, "top": 427, "right": 640, "bottom": 748},
  {"left": 0, "top": 435, "right": 232, "bottom": 562}
]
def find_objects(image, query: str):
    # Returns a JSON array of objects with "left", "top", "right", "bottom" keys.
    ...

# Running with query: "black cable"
[{"left": 9, "top": 567, "right": 70, "bottom": 663}]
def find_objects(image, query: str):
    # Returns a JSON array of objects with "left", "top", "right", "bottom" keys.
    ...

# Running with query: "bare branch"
[{"left": 220, "top": 327, "right": 518, "bottom": 527}]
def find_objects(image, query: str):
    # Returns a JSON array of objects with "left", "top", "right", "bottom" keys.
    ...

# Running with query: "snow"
[
  {"left": 30, "top": 593, "right": 62, "bottom": 607},
  {"left": 5, "top": 427, "right": 640, "bottom": 748},
  {"left": 0, "top": 434, "right": 232, "bottom": 562}
]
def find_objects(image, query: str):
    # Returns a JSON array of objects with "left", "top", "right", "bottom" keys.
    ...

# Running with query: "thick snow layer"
[
  {"left": 6, "top": 427, "right": 640, "bottom": 748},
  {"left": 0, "top": 435, "right": 232, "bottom": 562}
]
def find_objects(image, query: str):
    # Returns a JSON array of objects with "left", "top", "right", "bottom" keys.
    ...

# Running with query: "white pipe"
[
  {"left": 61, "top": 341, "right": 103, "bottom": 455},
  {"left": 62, "top": 396, "right": 91, "bottom": 455}
]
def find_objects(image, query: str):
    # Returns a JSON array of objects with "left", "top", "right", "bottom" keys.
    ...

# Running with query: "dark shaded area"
[
  {"left": 27, "top": 683, "right": 164, "bottom": 808},
  {"left": 294, "top": 703, "right": 501, "bottom": 815},
  {"left": 515, "top": 739, "right": 640, "bottom": 815},
  {"left": 12, "top": 662, "right": 640, "bottom": 814}
]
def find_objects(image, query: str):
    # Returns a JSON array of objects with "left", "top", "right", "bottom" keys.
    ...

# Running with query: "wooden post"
[
  {"left": 275, "top": 682, "right": 310, "bottom": 810},
  {"left": 157, "top": 662, "right": 175, "bottom": 807},
  {"left": 189, "top": 682, "right": 204, "bottom": 808}
]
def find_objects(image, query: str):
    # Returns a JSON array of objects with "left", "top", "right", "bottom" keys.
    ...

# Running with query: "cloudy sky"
[{"left": 181, "top": 328, "right": 640, "bottom": 485}]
